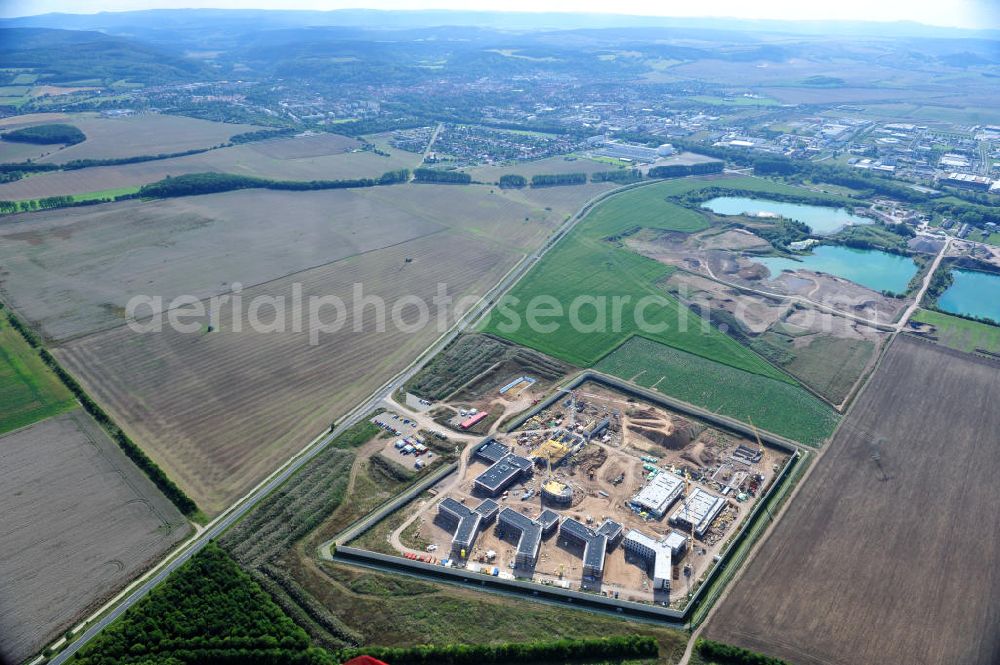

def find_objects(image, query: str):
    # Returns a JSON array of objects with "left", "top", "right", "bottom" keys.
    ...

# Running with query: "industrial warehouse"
[{"left": 347, "top": 377, "right": 795, "bottom": 609}]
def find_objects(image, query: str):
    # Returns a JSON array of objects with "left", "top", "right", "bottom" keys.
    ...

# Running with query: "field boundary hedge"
[
  {"left": 2, "top": 307, "right": 199, "bottom": 517},
  {"left": 335, "top": 635, "right": 658, "bottom": 665},
  {"left": 695, "top": 638, "right": 789, "bottom": 665}
]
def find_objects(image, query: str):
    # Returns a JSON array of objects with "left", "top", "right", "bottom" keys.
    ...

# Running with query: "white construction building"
[
  {"left": 630, "top": 472, "right": 685, "bottom": 518},
  {"left": 669, "top": 487, "right": 726, "bottom": 537},
  {"left": 623, "top": 529, "right": 674, "bottom": 590}
]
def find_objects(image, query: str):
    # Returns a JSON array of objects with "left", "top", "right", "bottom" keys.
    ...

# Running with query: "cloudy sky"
[{"left": 1, "top": 0, "right": 998, "bottom": 29}]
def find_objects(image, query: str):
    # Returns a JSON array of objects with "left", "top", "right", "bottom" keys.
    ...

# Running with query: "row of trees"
[
  {"left": 2, "top": 307, "right": 199, "bottom": 517},
  {"left": 498, "top": 174, "right": 527, "bottom": 188},
  {"left": 139, "top": 170, "right": 413, "bottom": 199},
  {"left": 591, "top": 169, "right": 643, "bottom": 184},
  {"left": 335, "top": 635, "right": 658, "bottom": 665},
  {"left": 695, "top": 638, "right": 789, "bottom": 665},
  {"left": 413, "top": 168, "right": 472, "bottom": 184},
  {"left": 530, "top": 172, "right": 587, "bottom": 187},
  {"left": 1, "top": 196, "right": 119, "bottom": 215},
  {"left": 647, "top": 160, "right": 724, "bottom": 178}
]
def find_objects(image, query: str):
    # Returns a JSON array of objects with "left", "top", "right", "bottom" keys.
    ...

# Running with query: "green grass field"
[
  {"left": 911, "top": 308, "right": 1000, "bottom": 356},
  {"left": 480, "top": 175, "right": 845, "bottom": 443},
  {"left": 481, "top": 178, "right": 797, "bottom": 376},
  {"left": 596, "top": 336, "right": 838, "bottom": 445},
  {"left": 0, "top": 317, "right": 75, "bottom": 434}
]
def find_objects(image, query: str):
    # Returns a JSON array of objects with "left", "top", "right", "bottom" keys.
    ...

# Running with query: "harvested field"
[
  {"left": 358, "top": 183, "right": 573, "bottom": 253},
  {"left": 0, "top": 189, "right": 443, "bottom": 340},
  {"left": 35, "top": 113, "right": 263, "bottom": 164},
  {"left": 0, "top": 139, "right": 58, "bottom": 162},
  {"left": 247, "top": 133, "right": 358, "bottom": 159},
  {"left": 0, "top": 410, "right": 190, "bottom": 664},
  {"left": 0, "top": 112, "right": 71, "bottom": 128},
  {"left": 0, "top": 315, "right": 74, "bottom": 434},
  {"left": 0, "top": 137, "right": 415, "bottom": 201},
  {"left": 56, "top": 233, "right": 519, "bottom": 515},
  {"left": 706, "top": 335, "right": 1000, "bottom": 665}
]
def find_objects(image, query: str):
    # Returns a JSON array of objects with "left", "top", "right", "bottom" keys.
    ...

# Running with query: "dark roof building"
[
  {"left": 559, "top": 517, "right": 621, "bottom": 580},
  {"left": 437, "top": 497, "right": 503, "bottom": 555},
  {"left": 475, "top": 439, "right": 511, "bottom": 464},
  {"left": 474, "top": 454, "right": 533, "bottom": 496},
  {"left": 497, "top": 507, "right": 542, "bottom": 568},
  {"left": 537, "top": 509, "right": 561, "bottom": 535}
]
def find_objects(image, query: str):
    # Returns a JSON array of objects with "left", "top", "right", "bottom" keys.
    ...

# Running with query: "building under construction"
[
  {"left": 630, "top": 472, "right": 685, "bottom": 519},
  {"left": 622, "top": 529, "right": 687, "bottom": 590},
  {"left": 474, "top": 453, "right": 534, "bottom": 496},
  {"left": 541, "top": 479, "right": 573, "bottom": 506},
  {"left": 497, "top": 507, "right": 545, "bottom": 568},
  {"left": 559, "top": 517, "right": 623, "bottom": 580},
  {"left": 436, "top": 497, "right": 500, "bottom": 556},
  {"left": 669, "top": 487, "right": 726, "bottom": 537}
]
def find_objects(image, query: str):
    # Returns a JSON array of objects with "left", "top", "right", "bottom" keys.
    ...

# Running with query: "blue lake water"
[
  {"left": 702, "top": 196, "right": 872, "bottom": 235},
  {"left": 755, "top": 245, "right": 918, "bottom": 293},
  {"left": 937, "top": 269, "right": 1000, "bottom": 322}
]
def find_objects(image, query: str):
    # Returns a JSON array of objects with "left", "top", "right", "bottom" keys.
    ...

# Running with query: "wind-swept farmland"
[
  {"left": 705, "top": 335, "right": 1000, "bottom": 665},
  {"left": 0, "top": 410, "right": 190, "bottom": 664}
]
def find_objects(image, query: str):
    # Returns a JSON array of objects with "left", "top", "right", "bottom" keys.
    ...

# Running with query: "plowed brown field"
[{"left": 705, "top": 335, "right": 1000, "bottom": 665}]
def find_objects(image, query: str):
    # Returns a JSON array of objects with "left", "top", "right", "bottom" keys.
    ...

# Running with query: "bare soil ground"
[
  {"left": 0, "top": 189, "right": 443, "bottom": 340},
  {"left": 55, "top": 232, "right": 518, "bottom": 515},
  {"left": 706, "top": 335, "right": 1000, "bottom": 665},
  {"left": 0, "top": 410, "right": 190, "bottom": 664}
]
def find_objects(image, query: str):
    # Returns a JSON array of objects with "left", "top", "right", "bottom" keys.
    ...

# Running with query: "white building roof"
[
  {"left": 669, "top": 487, "right": 726, "bottom": 537},
  {"left": 631, "top": 473, "right": 684, "bottom": 515}
]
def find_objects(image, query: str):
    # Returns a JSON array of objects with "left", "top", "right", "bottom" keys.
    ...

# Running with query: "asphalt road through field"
[{"left": 47, "top": 178, "right": 655, "bottom": 665}]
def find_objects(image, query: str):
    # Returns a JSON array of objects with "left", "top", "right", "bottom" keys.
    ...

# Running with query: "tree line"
[
  {"left": 531, "top": 173, "right": 587, "bottom": 187},
  {"left": 334, "top": 635, "right": 658, "bottom": 665},
  {"left": 413, "top": 168, "right": 472, "bottom": 184},
  {"left": 139, "top": 169, "right": 411, "bottom": 199},
  {"left": 591, "top": 169, "right": 643, "bottom": 184},
  {"left": 647, "top": 161, "right": 724, "bottom": 178},
  {"left": 2, "top": 306, "right": 199, "bottom": 517},
  {"left": 695, "top": 638, "right": 789, "bottom": 665}
]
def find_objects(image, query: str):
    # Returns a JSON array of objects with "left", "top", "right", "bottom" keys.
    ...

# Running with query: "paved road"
[{"left": 47, "top": 177, "right": 651, "bottom": 664}]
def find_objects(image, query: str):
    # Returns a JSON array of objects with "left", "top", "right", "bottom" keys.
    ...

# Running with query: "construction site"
[{"left": 369, "top": 377, "right": 792, "bottom": 609}]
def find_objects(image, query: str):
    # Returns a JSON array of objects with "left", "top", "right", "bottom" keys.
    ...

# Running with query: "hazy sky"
[{"left": 1, "top": 0, "right": 998, "bottom": 29}]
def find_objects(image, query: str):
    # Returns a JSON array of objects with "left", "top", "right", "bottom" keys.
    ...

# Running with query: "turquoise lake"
[
  {"left": 937, "top": 269, "right": 1000, "bottom": 322},
  {"left": 702, "top": 196, "right": 872, "bottom": 235},
  {"left": 755, "top": 245, "right": 918, "bottom": 293}
]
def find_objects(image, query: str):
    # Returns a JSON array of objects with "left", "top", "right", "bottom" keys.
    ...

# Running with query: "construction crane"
[{"left": 748, "top": 416, "right": 764, "bottom": 457}]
